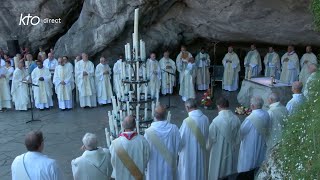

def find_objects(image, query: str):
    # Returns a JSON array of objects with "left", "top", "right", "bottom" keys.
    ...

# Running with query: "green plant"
[{"left": 311, "top": 0, "right": 320, "bottom": 30}]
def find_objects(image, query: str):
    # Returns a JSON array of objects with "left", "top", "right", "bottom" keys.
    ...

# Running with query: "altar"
[{"left": 237, "top": 77, "right": 293, "bottom": 108}]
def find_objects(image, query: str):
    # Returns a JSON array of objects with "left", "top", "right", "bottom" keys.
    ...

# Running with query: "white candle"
[
  {"left": 156, "top": 88, "right": 159, "bottom": 105},
  {"left": 143, "top": 66, "right": 146, "bottom": 80},
  {"left": 137, "top": 86, "right": 140, "bottom": 102},
  {"left": 128, "top": 43, "right": 131, "bottom": 61},
  {"left": 144, "top": 85, "right": 148, "bottom": 100},
  {"left": 141, "top": 41, "right": 146, "bottom": 61},
  {"left": 119, "top": 110, "right": 124, "bottom": 132},
  {"left": 114, "top": 118, "right": 119, "bottom": 136},
  {"left": 144, "top": 107, "right": 148, "bottom": 121},
  {"left": 111, "top": 96, "right": 117, "bottom": 111},
  {"left": 134, "top": 8, "right": 139, "bottom": 61},
  {"left": 125, "top": 44, "right": 128, "bottom": 60},
  {"left": 105, "top": 128, "right": 111, "bottom": 148},
  {"left": 136, "top": 120, "right": 140, "bottom": 134},
  {"left": 108, "top": 111, "right": 115, "bottom": 134},
  {"left": 136, "top": 105, "right": 139, "bottom": 121},
  {"left": 128, "top": 66, "right": 132, "bottom": 81},
  {"left": 167, "top": 111, "right": 171, "bottom": 123},
  {"left": 126, "top": 101, "right": 130, "bottom": 116},
  {"left": 140, "top": 39, "right": 143, "bottom": 61},
  {"left": 152, "top": 102, "right": 155, "bottom": 118},
  {"left": 136, "top": 61, "right": 139, "bottom": 80},
  {"left": 129, "top": 91, "right": 133, "bottom": 101}
]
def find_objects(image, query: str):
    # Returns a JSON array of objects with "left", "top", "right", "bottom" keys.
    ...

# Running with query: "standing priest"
[
  {"left": 113, "top": 56, "right": 124, "bottom": 95},
  {"left": 0, "top": 63, "right": 12, "bottom": 111},
  {"left": 280, "top": 45, "right": 300, "bottom": 84},
  {"left": 299, "top": 46, "right": 318, "bottom": 86},
  {"left": 244, "top": 44, "right": 262, "bottom": 78},
  {"left": 222, "top": 46, "right": 240, "bottom": 91},
  {"left": 95, "top": 57, "right": 113, "bottom": 105},
  {"left": 147, "top": 53, "right": 161, "bottom": 99},
  {"left": 264, "top": 47, "right": 280, "bottom": 78},
  {"left": 179, "top": 57, "right": 196, "bottom": 102},
  {"left": 195, "top": 47, "right": 210, "bottom": 91},
  {"left": 176, "top": 46, "right": 192, "bottom": 84},
  {"left": 159, "top": 51, "right": 176, "bottom": 95}
]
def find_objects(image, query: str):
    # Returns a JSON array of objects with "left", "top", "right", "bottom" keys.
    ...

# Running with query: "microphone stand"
[
  {"left": 21, "top": 81, "right": 41, "bottom": 123},
  {"left": 161, "top": 69, "right": 176, "bottom": 109}
]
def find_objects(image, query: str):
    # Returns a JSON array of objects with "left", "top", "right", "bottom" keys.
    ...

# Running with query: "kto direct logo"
[{"left": 19, "top": 13, "right": 61, "bottom": 25}]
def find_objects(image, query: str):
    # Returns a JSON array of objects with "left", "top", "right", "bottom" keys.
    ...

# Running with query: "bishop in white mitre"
[
  {"left": 178, "top": 99, "right": 209, "bottom": 180},
  {"left": 144, "top": 105, "right": 181, "bottom": 180},
  {"left": 222, "top": 46, "right": 240, "bottom": 91},
  {"left": 75, "top": 53, "right": 97, "bottom": 108},
  {"left": 244, "top": 44, "right": 262, "bottom": 78},
  {"left": 0, "top": 64, "right": 12, "bottom": 111},
  {"left": 159, "top": 51, "right": 176, "bottom": 95},
  {"left": 195, "top": 47, "right": 210, "bottom": 90},
  {"left": 238, "top": 96, "right": 270, "bottom": 179},
  {"left": 31, "top": 61, "right": 53, "bottom": 110},
  {"left": 95, "top": 57, "right": 113, "bottom": 105},
  {"left": 264, "top": 47, "right": 280, "bottom": 78},
  {"left": 147, "top": 53, "right": 161, "bottom": 98},
  {"left": 113, "top": 56, "right": 124, "bottom": 95},
  {"left": 53, "top": 58, "right": 74, "bottom": 110},
  {"left": 11, "top": 61, "right": 30, "bottom": 111},
  {"left": 299, "top": 46, "right": 318, "bottom": 86},
  {"left": 280, "top": 45, "right": 300, "bottom": 84},
  {"left": 176, "top": 46, "right": 192, "bottom": 84},
  {"left": 110, "top": 115, "right": 150, "bottom": 180},
  {"left": 207, "top": 97, "right": 241, "bottom": 180},
  {"left": 179, "top": 57, "right": 196, "bottom": 101}
]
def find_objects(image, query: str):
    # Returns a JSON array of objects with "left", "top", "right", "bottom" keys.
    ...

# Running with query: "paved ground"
[{"left": 0, "top": 84, "right": 243, "bottom": 180}]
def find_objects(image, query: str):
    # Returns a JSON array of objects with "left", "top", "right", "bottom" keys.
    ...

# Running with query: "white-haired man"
[
  {"left": 238, "top": 96, "right": 270, "bottom": 179},
  {"left": 286, "top": 81, "right": 306, "bottom": 115},
  {"left": 159, "top": 51, "right": 176, "bottom": 95},
  {"left": 147, "top": 53, "right": 161, "bottom": 99},
  {"left": 110, "top": 115, "right": 150, "bottom": 180},
  {"left": 178, "top": 98, "right": 209, "bottom": 180},
  {"left": 299, "top": 46, "right": 318, "bottom": 86},
  {"left": 303, "top": 64, "right": 318, "bottom": 99},
  {"left": 266, "top": 93, "right": 288, "bottom": 155},
  {"left": 144, "top": 104, "right": 181, "bottom": 180},
  {"left": 71, "top": 133, "right": 112, "bottom": 180},
  {"left": 95, "top": 57, "right": 113, "bottom": 105},
  {"left": 43, "top": 53, "right": 58, "bottom": 75}
]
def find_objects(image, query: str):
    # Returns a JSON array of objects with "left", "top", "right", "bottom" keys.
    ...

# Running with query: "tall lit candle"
[
  {"left": 136, "top": 61, "right": 140, "bottom": 80},
  {"left": 144, "top": 106, "right": 148, "bottom": 120},
  {"left": 134, "top": 8, "right": 139, "bottom": 61},
  {"left": 128, "top": 43, "right": 131, "bottom": 61},
  {"left": 126, "top": 101, "right": 130, "bottom": 116},
  {"left": 136, "top": 104, "right": 139, "bottom": 121},
  {"left": 136, "top": 120, "right": 140, "bottom": 134},
  {"left": 141, "top": 41, "right": 146, "bottom": 61},
  {"left": 125, "top": 44, "right": 128, "bottom": 60},
  {"left": 128, "top": 66, "right": 132, "bottom": 81},
  {"left": 108, "top": 111, "right": 115, "bottom": 134},
  {"left": 151, "top": 102, "right": 155, "bottom": 118},
  {"left": 143, "top": 66, "right": 146, "bottom": 80},
  {"left": 137, "top": 86, "right": 140, "bottom": 101},
  {"left": 105, "top": 128, "right": 111, "bottom": 148},
  {"left": 114, "top": 117, "right": 119, "bottom": 136},
  {"left": 144, "top": 85, "right": 148, "bottom": 100}
]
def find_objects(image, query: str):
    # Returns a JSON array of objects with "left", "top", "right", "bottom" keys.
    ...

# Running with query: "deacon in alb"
[
  {"left": 95, "top": 57, "right": 113, "bottom": 105},
  {"left": 146, "top": 53, "right": 161, "bottom": 98},
  {"left": 244, "top": 44, "right": 262, "bottom": 78},
  {"left": 222, "top": 46, "right": 240, "bottom": 91},
  {"left": 195, "top": 47, "right": 210, "bottom": 90},
  {"left": 53, "top": 58, "right": 74, "bottom": 110},
  {"left": 176, "top": 46, "right": 192, "bottom": 84},
  {"left": 11, "top": 61, "right": 30, "bottom": 111},
  {"left": 179, "top": 57, "right": 196, "bottom": 102},
  {"left": 113, "top": 56, "right": 124, "bottom": 95},
  {"left": 207, "top": 97, "right": 241, "bottom": 180},
  {"left": 159, "top": 51, "right": 176, "bottom": 95},
  {"left": 280, "top": 45, "right": 300, "bottom": 84},
  {"left": 75, "top": 53, "right": 97, "bottom": 108},
  {"left": 178, "top": 99, "right": 209, "bottom": 180},
  {"left": 0, "top": 64, "right": 12, "bottom": 111},
  {"left": 264, "top": 47, "right": 280, "bottom": 78},
  {"left": 31, "top": 61, "right": 53, "bottom": 110},
  {"left": 299, "top": 46, "right": 318, "bottom": 86}
]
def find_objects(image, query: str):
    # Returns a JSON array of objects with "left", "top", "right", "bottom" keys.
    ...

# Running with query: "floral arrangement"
[
  {"left": 235, "top": 106, "right": 252, "bottom": 115},
  {"left": 201, "top": 89, "right": 212, "bottom": 107}
]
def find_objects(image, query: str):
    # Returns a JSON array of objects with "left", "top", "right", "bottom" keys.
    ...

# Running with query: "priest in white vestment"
[
  {"left": 71, "top": 133, "right": 112, "bottom": 180},
  {"left": 11, "top": 61, "right": 30, "bottom": 111},
  {"left": 244, "top": 44, "right": 262, "bottom": 78},
  {"left": 53, "top": 58, "right": 74, "bottom": 110},
  {"left": 31, "top": 60, "right": 53, "bottom": 110},
  {"left": 38, "top": 47, "right": 47, "bottom": 59},
  {"left": 195, "top": 48, "right": 210, "bottom": 90},
  {"left": 11, "top": 131, "right": 63, "bottom": 180},
  {"left": 144, "top": 105, "right": 181, "bottom": 180},
  {"left": 280, "top": 45, "right": 300, "bottom": 84},
  {"left": 43, "top": 53, "right": 58, "bottom": 75},
  {"left": 264, "top": 47, "right": 280, "bottom": 78},
  {"left": 0, "top": 65, "right": 12, "bottom": 111},
  {"left": 63, "top": 56, "right": 74, "bottom": 73},
  {"left": 113, "top": 56, "right": 124, "bottom": 95},
  {"left": 299, "top": 46, "right": 318, "bottom": 86},
  {"left": 179, "top": 57, "right": 196, "bottom": 101},
  {"left": 75, "top": 53, "right": 97, "bottom": 108},
  {"left": 222, "top": 46, "right": 240, "bottom": 91},
  {"left": 207, "top": 97, "right": 241, "bottom": 180},
  {"left": 303, "top": 64, "right": 318, "bottom": 99},
  {"left": 266, "top": 93, "right": 288, "bottom": 155},
  {"left": 286, "top": 81, "right": 306, "bottom": 115},
  {"left": 176, "top": 46, "right": 193, "bottom": 84},
  {"left": 0, "top": 58, "right": 5, "bottom": 67},
  {"left": 110, "top": 115, "right": 150, "bottom": 180},
  {"left": 238, "top": 96, "right": 270, "bottom": 179},
  {"left": 159, "top": 51, "right": 176, "bottom": 95},
  {"left": 95, "top": 57, "right": 113, "bottom": 105},
  {"left": 146, "top": 53, "right": 161, "bottom": 98},
  {"left": 178, "top": 99, "right": 209, "bottom": 180}
]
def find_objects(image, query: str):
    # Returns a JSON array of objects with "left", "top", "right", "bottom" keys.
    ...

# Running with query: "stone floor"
[{"left": 0, "top": 84, "right": 243, "bottom": 180}]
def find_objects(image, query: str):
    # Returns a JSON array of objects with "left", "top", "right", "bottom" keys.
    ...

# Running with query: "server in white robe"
[
  {"left": 113, "top": 56, "right": 124, "bottom": 95},
  {"left": 264, "top": 47, "right": 280, "bottom": 78},
  {"left": 222, "top": 46, "right": 240, "bottom": 91},
  {"left": 11, "top": 131, "right": 63, "bottom": 180},
  {"left": 0, "top": 65, "right": 12, "bottom": 111},
  {"left": 144, "top": 105, "right": 181, "bottom": 180},
  {"left": 53, "top": 58, "right": 74, "bottom": 110},
  {"left": 43, "top": 53, "right": 58, "bottom": 75},
  {"left": 266, "top": 93, "right": 288, "bottom": 155},
  {"left": 31, "top": 61, "right": 53, "bottom": 110},
  {"left": 207, "top": 97, "right": 241, "bottom": 180},
  {"left": 303, "top": 64, "right": 318, "bottom": 99},
  {"left": 179, "top": 58, "right": 196, "bottom": 102},
  {"left": 159, "top": 51, "right": 176, "bottom": 95},
  {"left": 238, "top": 96, "right": 270, "bottom": 179},
  {"left": 195, "top": 48, "right": 210, "bottom": 90},
  {"left": 75, "top": 53, "right": 97, "bottom": 108},
  {"left": 176, "top": 46, "right": 193, "bottom": 84},
  {"left": 299, "top": 46, "right": 318, "bottom": 86},
  {"left": 244, "top": 44, "right": 262, "bottom": 78},
  {"left": 71, "top": 133, "right": 112, "bottom": 180},
  {"left": 286, "top": 81, "right": 307, "bottom": 115},
  {"left": 178, "top": 99, "right": 209, "bottom": 180},
  {"left": 63, "top": 56, "right": 74, "bottom": 73},
  {"left": 95, "top": 57, "right": 113, "bottom": 105},
  {"left": 5, "top": 60, "right": 14, "bottom": 88},
  {"left": 146, "top": 53, "right": 161, "bottom": 98},
  {"left": 280, "top": 45, "right": 300, "bottom": 84},
  {"left": 11, "top": 61, "right": 30, "bottom": 111},
  {"left": 110, "top": 115, "right": 150, "bottom": 180}
]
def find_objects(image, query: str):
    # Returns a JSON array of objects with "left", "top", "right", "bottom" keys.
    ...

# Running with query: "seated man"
[
  {"left": 71, "top": 133, "right": 112, "bottom": 180},
  {"left": 11, "top": 131, "right": 63, "bottom": 180}
]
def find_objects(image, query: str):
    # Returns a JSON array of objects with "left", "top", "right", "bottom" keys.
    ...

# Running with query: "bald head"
[
  {"left": 122, "top": 115, "right": 136, "bottom": 131},
  {"left": 308, "top": 64, "right": 318, "bottom": 74},
  {"left": 292, "top": 81, "right": 303, "bottom": 94},
  {"left": 25, "top": 131, "right": 44, "bottom": 152},
  {"left": 154, "top": 104, "right": 167, "bottom": 121}
]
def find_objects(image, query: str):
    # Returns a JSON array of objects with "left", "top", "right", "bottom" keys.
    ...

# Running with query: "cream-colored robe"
[
  {"left": 146, "top": 59, "right": 161, "bottom": 98},
  {"left": 222, "top": 52, "right": 240, "bottom": 91},
  {"left": 11, "top": 68, "right": 30, "bottom": 110},
  {"left": 244, "top": 49, "right": 262, "bottom": 78},
  {"left": 264, "top": 52, "right": 280, "bottom": 78},
  {"left": 159, "top": 57, "right": 176, "bottom": 95},
  {"left": 280, "top": 52, "right": 300, "bottom": 84},
  {"left": 299, "top": 52, "right": 317, "bottom": 86},
  {"left": 179, "top": 63, "right": 196, "bottom": 101},
  {"left": 95, "top": 63, "right": 113, "bottom": 104},
  {"left": 176, "top": 51, "right": 192, "bottom": 84},
  {"left": 0, "top": 66, "right": 12, "bottom": 110},
  {"left": 31, "top": 67, "right": 53, "bottom": 109},
  {"left": 53, "top": 65, "right": 74, "bottom": 109},
  {"left": 195, "top": 52, "right": 210, "bottom": 90}
]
